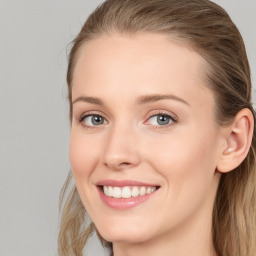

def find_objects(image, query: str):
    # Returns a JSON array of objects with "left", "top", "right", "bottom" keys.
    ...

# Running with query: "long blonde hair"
[{"left": 58, "top": 1, "right": 256, "bottom": 255}]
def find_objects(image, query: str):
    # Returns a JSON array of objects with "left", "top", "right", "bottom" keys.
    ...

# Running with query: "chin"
[{"left": 95, "top": 221, "right": 152, "bottom": 244}]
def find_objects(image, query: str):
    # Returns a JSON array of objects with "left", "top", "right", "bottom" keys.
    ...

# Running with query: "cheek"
[
  {"left": 69, "top": 130, "right": 102, "bottom": 214},
  {"left": 147, "top": 127, "right": 220, "bottom": 198},
  {"left": 143, "top": 130, "right": 220, "bottom": 230},
  {"left": 69, "top": 130, "right": 98, "bottom": 180}
]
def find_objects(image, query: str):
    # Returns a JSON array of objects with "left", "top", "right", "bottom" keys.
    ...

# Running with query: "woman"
[{"left": 58, "top": 0, "right": 256, "bottom": 255}]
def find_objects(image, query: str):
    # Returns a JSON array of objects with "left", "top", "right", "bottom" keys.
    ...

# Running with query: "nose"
[{"left": 102, "top": 122, "right": 141, "bottom": 171}]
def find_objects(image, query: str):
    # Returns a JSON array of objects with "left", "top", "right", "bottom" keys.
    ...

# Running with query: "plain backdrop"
[{"left": 0, "top": 1, "right": 255, "bottom": 256}]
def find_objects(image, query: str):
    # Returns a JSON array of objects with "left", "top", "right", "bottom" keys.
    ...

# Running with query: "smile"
[
  {"left": 103, "top": 186, "right": 157, "bottom": 198},
  {"left": 96, "top": 180, "right": 160, "bottom": 209}
]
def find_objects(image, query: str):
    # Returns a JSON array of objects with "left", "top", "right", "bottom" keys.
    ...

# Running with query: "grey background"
[{"left": 0, "top": 1, "right": 255, "bottom": 256}]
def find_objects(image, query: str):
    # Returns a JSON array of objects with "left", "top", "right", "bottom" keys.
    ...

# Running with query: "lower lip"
[{"left": 98, "top": 188, "right": 157, "bottom": 209}]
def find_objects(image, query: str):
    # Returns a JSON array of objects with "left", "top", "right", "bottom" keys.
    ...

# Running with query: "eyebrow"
[
  {"left": 72, "top": 94, "right": 190, "bottom": 106},
  {"left": 137, "top": 94, "right": 190, "bottom": 106},
  {"left": 72, "top": 96, "right": 103, "bottom": 105}
]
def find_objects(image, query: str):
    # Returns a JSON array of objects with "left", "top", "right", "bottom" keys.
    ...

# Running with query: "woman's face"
[{"left": 70, "top": 33, "right": 225, "bottom": 244}]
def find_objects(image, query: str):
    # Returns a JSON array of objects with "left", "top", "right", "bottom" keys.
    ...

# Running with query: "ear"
[{"left": 217, "top": 108, "right": 254, "bottom": 173}]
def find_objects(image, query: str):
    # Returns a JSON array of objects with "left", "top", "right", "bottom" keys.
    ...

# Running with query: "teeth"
[
  {"left": 108, "top": 186, "right": 113, "bottom": 197},
  {"left": 131, "top": 186, "right": 139, "bottom": 197},
  {"left": 103, "top": 186, "right": 109, "bottom": 196},
  {"left": 140, "top": 187, "right": 146, "bottom": 196},
  {"left": 122, "top": 186, "right": 131, "bottom": 198},
  {"left": 102, "top": 186, "right": 157, "bottom": 198},
  {"left": 113, "top": 187, "right": 121, "bottom": 198}
]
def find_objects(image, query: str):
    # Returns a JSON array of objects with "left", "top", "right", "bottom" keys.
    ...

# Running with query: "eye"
[
  {"left": 80, "top": 114, "right": 107, "bottom": 127},
  {"left": 146, "top": 113, "right": 176, "bottom": 126}
]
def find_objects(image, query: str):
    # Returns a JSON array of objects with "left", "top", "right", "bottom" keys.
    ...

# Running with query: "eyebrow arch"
[
  {"left": 72, "top": 94, "right": 190, "bottom": 107},
  {"left": 72, "top": 96, "right": 103, "bottom": 105},
  {"left": 137, "top": 94, "right": 190, "bottom": 106}
]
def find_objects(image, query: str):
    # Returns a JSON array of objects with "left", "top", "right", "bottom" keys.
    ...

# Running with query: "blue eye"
[
  {"left": 81, "top": 114, "right": 107, "bottom": 126},
  {"left": 147, "top": 114, "right": 175, "bottom": 126}
]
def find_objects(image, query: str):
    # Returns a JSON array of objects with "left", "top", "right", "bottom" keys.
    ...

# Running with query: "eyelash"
[
  {"left": 78, "top": 111, "right": 178, "bottom": 129},
  {"left": 79, "top": 112, "right": 108, "bottom": 129},
  {"left": 145, "top": 111, "right": 178, "bottom": 128}
]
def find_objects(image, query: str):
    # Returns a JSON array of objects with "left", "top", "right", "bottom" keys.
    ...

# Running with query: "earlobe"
[{"left": 217, "top": 108, "right": 254, "bottom": 173}]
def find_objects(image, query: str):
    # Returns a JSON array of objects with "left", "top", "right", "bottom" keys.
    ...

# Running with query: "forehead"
[{"left": 72, "top": 33, "right": 213, "bottom": 109}]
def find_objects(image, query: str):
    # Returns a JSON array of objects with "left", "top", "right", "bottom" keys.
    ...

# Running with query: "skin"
[{"left": 69, "top": 33, "right": 229, "bottom": 256}]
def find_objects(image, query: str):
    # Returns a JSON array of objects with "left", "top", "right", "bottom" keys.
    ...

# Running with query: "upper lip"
[{"left": 96, "top": 179, "right": 159, "bottom": 187}]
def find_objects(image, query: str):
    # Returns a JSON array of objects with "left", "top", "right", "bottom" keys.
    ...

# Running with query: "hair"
[{"left": 58, "top": 1, "right": 256, "bottom": 256}]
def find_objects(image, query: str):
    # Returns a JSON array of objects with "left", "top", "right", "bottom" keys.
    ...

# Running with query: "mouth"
[
  {"left": 96, "top": 180, "right": 160, "bottom": 209},
  {"left": 99, "top": 185, "right": 159, "bottom": 199}
]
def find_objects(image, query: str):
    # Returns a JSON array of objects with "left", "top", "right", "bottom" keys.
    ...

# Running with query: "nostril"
[{"left": 121, "top": 162, "right": 130, "bottom": 165}]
